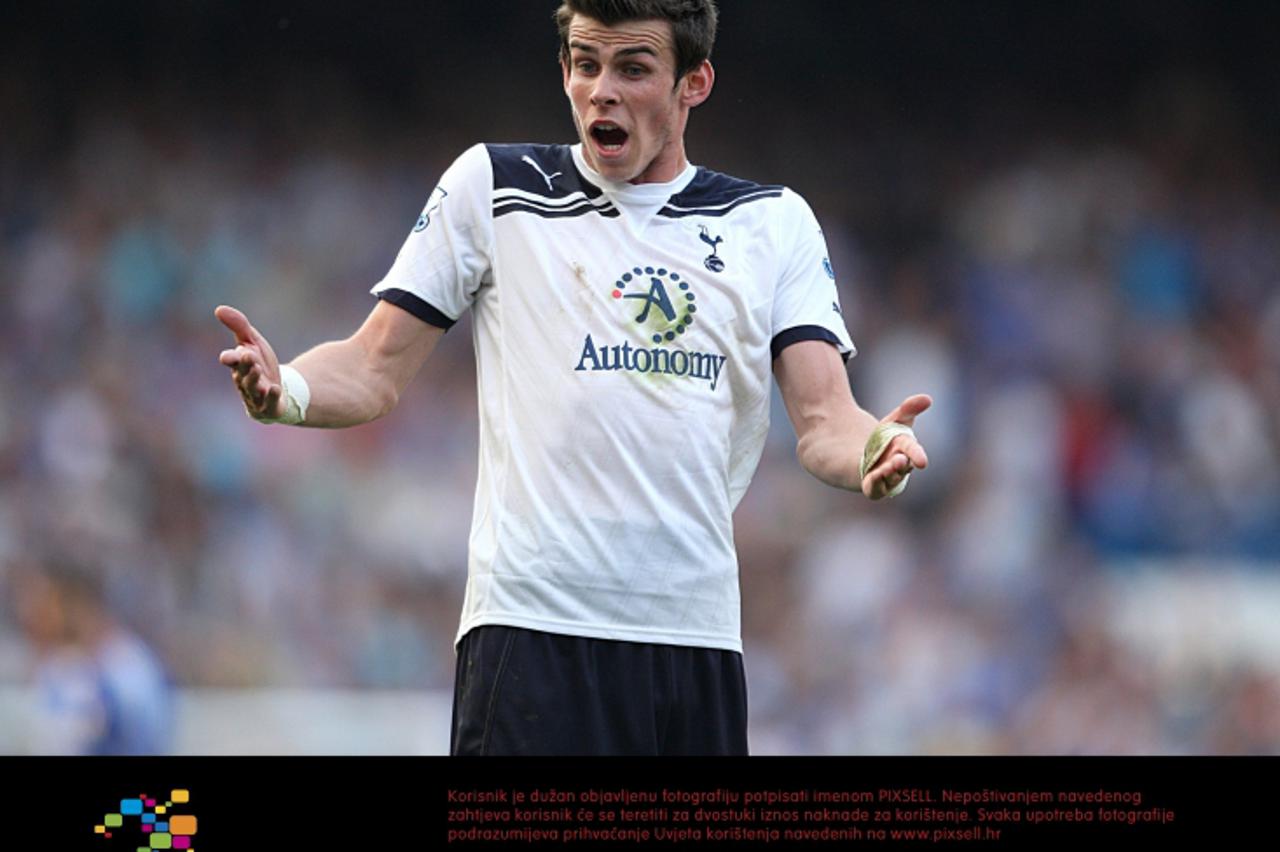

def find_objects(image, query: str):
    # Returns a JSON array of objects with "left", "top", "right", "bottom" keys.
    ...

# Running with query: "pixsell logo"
[{"left": 93, "top": 790, "right": 198, "bottom": 850}]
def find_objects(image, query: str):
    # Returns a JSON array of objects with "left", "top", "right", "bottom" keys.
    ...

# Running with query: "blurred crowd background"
[{"left": 1, "top": 1, "right": 1277, "bottom": 754}]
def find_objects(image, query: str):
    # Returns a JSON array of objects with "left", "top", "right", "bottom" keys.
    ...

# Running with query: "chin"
[
  {"left": 586, "top": 152, "right": 638, "bottom": 182},
  {"left": 598, "top": 162, "right": 640, "bottom": 182}
]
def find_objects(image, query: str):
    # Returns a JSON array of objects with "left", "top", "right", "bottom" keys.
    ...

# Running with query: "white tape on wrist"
[
  {"left": 252, "top": 364, "right": 311, "bottom": 425},
  {"left": 280, "top": 365, "right": 310, "bottom": 423},
  {"left": 860, "top": 422, "right": 915, "bottom": 498}
]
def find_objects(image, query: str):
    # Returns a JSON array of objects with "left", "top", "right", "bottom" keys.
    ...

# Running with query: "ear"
[
  {"left": 680, "top": 59, "right": 715, "bottom": 109},
  {"left": 561, "top": 55, "right": 571, "bottom": 94}
]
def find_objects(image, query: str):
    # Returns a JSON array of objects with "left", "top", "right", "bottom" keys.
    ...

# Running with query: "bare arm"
[
  {"left": 773, "top": 340, "right": 930, "bottom": 499},
  {"left": 216, "top": 300, "right": 445, "bottom": 428}
]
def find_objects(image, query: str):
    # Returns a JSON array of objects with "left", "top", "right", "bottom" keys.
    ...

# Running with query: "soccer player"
[
  {"left": 216, "top": 0, "right": 930, "bottom": 755},
  {"left": 12, "top": 560, "right": 174, "bottom": 755}
]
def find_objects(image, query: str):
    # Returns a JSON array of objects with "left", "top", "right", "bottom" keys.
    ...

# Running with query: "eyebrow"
[{"left": 568, "top": 41, "right": 660, "bottom": 59}]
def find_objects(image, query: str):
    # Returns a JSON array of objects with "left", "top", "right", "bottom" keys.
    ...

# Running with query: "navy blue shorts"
[{"left": 450, "top": 625, "right": 749, "bottom": 756}]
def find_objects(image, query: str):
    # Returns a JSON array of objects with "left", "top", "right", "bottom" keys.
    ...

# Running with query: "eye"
[{"left": 575, "top": 59, "right": 599, "bottom": 74}]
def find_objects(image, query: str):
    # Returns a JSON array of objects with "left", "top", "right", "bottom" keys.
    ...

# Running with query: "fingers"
[
  {"left": 899, "top": 436, "right": 929, "bottom": 470},
  {"left": 215, "top": 306, "right": 284, "bottom": 420},
  {"left": 219, "top": 345, "right": 260, "bottom": 379},
  {"left": 878, "top": 450, "right": 913, "bottom": 481},
  {"left": 861, "top": 451, "right": 908, "bottom": 499},
  {"left": 215, "top": 304, "right": 280, "bottom": 375},
  {"left": 235, "top": 366, "right": 281, "bottom": 416},
  {"left": 246, "top": 369, "right": 280, "bottom": 411},
  {"left": 883, "top": 393, "right": 933, "bottom": 427},
  {"left": 862, "top": 405, "right": 931, "bottom": 499},
  {"left": 215, "top": 304, "right": 257, "bottom": 346},
  {"left": 218, "top": 347, "right": 249, "bottom": 370},
  {"left": 219, "top": 345, "right": 280, "bottom": 417},
  {"left": 870, "top": 436, "right": 929, "bottom": 476},
  {"left": 244, "top": 364, "right": 270, "bottom": 406},
  {"left": 263, "top": 383, "right": 282, "bottom": 415},
  {"left": 862, "top": 435, "right": 925, "bottom": 499}
]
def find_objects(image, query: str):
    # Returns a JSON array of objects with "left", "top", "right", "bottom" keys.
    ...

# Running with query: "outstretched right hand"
[{"left": 216, "top": 305, "right": 285, "bottom": 420}]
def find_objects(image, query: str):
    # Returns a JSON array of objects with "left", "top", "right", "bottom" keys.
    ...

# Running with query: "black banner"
[{"left": 3, "top": 756, "right": 1271, "bottom": 849}]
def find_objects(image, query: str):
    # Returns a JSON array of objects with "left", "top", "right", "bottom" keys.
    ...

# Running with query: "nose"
[{"left": 589, "top": 68, "right": 621, "bottom": 107}]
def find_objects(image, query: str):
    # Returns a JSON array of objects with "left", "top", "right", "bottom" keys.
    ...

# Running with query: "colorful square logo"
[{"left": 93, "top": 790, "right": 197, "bottom": 848}]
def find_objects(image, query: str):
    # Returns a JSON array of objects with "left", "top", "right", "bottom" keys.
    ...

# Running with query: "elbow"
[
  {"left": 356, "top": 359, "right": 401, "bottom": 422},
  {"left": 794, "top": 431, "right": 820, "bottom": 478},
  {"left": 354, "top": 337, "right": 403, "bottom": 421}
]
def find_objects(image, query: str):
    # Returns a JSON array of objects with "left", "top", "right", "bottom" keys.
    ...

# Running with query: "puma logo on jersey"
[{"left": 522, "top": 155, "right": 563, "bottom": 192}]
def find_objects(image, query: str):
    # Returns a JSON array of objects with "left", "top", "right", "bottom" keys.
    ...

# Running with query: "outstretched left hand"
[{"left": 862, "top": 394, "right": 931, "bottom": 500}]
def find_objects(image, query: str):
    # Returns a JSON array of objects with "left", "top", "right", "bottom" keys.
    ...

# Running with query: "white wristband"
[
  {"left": 278, "top": 364, "right": 311, "bottom": 424},
  {"left": 280, "top": 365, "right": 311, "bottom": 422}
]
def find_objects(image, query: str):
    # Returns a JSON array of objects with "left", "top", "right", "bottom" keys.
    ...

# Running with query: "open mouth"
[{"left": 590, "top": 121, "right": 629, "bottom": 153}]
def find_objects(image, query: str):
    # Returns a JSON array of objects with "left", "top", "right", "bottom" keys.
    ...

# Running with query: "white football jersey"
[{"left": 373, "top": 143, "right": 854, "bottom": 652}]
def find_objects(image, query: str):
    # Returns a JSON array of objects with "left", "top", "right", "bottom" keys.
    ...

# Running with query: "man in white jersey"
[{"left": 216, "top": 0, "right": 930, "bottom": 755}]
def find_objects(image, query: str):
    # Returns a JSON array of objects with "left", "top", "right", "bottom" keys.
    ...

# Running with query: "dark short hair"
[{"left": 555, "top": 0, "right": 718, "bottom": 81}]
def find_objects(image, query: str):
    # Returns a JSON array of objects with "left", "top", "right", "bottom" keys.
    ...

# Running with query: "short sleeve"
[
  {"left": 769, "top": 189, "right": 856, "bottom": 363},
  {"left": 371, "top": 143, "right": 494, "bottom": 329}
]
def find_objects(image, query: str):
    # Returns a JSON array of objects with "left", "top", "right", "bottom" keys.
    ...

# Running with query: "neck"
[{"left": 629, "top": 142, "right": 688, "bottom": 185}]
